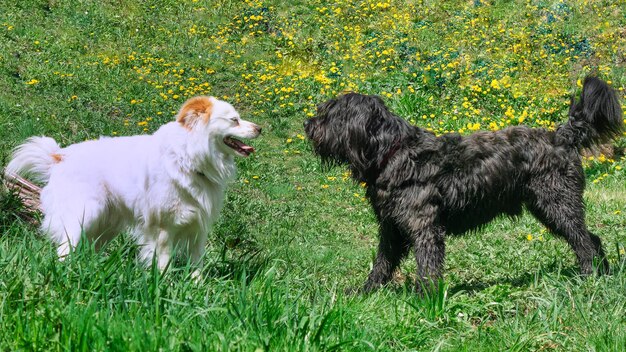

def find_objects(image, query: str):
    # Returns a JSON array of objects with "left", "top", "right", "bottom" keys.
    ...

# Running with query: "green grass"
[{"left": 1, "top": 0, "right": 626, "bottom": 350}]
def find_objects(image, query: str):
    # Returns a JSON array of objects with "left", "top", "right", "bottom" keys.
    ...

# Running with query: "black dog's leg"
[
  {"left": 362, "top": 221, "right": 410, "bottom": 292},
  {"left": 588, "top": 231, "right": 609, "bottom": 274},
  {"left": 526, "top": 179, "right": 609, "bottom": 275},
  {"left": 412, "top": 225, "right": 446, "bottom": 294}
]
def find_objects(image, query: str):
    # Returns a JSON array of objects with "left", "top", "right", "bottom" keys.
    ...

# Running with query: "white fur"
[
  {"left": 6, "top": 136, "right": 61, "bottom": 183},
  {"left": 6, "top": 96, "right": 260, "bottom": 274}
]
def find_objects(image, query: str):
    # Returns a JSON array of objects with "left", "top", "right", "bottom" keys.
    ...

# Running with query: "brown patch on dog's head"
[
  {"left": 51, "top": 153, "right": 63, "bottom": 163},
  {"left": 176, "top": 96, "right": 214, "bottom": 129}
]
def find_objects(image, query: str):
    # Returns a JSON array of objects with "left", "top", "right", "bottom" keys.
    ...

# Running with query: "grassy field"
[{"left": 1, "top": 0, "right": 625, "bottom": 350}]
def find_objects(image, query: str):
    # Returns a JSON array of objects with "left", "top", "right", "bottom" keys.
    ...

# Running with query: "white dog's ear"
[{"left": 176, "top": 96, "right": 215, "bottom": 129}]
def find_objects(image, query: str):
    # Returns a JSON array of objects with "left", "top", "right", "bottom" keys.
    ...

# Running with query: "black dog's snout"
[{"left": 304, "top": 118, "right": 317, "bottom": 135}]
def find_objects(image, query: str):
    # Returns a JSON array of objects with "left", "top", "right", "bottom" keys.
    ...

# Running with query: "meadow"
[{"left": 1, "top": 0, "right": 625, "bottom": 350}]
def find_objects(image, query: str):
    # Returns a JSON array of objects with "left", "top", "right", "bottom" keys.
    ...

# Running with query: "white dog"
[{"left": 6, "top": 96, "right": 261, "bottom": 274}]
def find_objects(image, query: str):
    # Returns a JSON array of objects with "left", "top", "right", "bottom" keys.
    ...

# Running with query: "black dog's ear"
[
  {"left": 316, "top": 98, "right": 337, "bottom": 118},
  {"left": 365, "top": 96, "right": 389, "bottom": 134},
  {"left": 568, "top": 94, "right": 577, "bottom": 117}
]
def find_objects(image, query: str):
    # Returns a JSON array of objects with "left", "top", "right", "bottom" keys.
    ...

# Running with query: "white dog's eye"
[{"left": 231, "top": 117, "right": 239, "bottom": 124}]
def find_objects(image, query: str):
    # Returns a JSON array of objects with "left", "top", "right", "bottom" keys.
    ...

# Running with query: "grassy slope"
[{"left": 1, "top": 0, "right": 625, "bottom": 350}]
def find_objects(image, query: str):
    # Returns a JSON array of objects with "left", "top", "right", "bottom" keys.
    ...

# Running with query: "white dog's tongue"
[
  {"left": 224, "top": 137, "right": 255, "bottom": 156},
  {"left": 238, "top": 142, "right": 255, "bottom": 154}
]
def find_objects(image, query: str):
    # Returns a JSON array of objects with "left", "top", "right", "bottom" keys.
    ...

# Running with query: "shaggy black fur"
[{"left": 304, "top": 77, "right": 623, "bottom": 293}]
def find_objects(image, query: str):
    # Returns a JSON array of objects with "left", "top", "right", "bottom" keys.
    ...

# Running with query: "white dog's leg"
[
  {"left": 55, "top": 238, "right": 78, "bottom": 260},
  {"left": 42, "top": 215, "right": 80, "bottom": 260},
  {"left": 41, "top": 198, "right": 105, "bottom": 261},
  {"left": 189, "top": 234, "right": 207, "bottom": 281},
  {"left": 156, "top": 229, "right": 173, "bottom": 271},
  {"left": 138, "top": 228, "right": 172, "bottom": 272},
  {"left": 138, "top": 239, "right": 156, "bottom": 267}
]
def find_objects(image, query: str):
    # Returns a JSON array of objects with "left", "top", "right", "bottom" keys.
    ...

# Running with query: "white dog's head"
[{"left": 176, "top": 96, "right": 261, "bottom": 157}]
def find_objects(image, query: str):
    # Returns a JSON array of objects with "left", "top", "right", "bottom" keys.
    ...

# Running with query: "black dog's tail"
[{"left": 556, "top": 76, "right": 623, "bottom": 149}]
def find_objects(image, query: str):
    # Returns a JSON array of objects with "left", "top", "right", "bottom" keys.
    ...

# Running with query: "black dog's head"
[{"left": 304, "top": 93, "right": 414, "bottom": 180}]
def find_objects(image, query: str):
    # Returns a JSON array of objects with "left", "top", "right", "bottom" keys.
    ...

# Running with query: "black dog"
[{"left": 304, "top": 77, "right": 623, "bottom": 292}]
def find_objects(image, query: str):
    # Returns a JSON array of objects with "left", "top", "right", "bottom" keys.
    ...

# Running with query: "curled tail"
[
  {"left": 556, "top": 76, "right": 624, "bottom": 149},
  {"left": 5, "top": 137, "right": 62, "bottom": 183}
]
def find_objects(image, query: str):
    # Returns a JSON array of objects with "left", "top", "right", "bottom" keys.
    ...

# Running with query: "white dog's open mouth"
[{"left": 223, "top": 137, "right": 255, "bottom": 157}]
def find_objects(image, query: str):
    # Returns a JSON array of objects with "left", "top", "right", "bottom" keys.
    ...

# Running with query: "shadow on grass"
[
  {"left": 202, "top": 245, "right": 271, "bottom": 284},
  {"left": 447, "top": 261, "right": 594, "bottom": 296},
  {"left": 0, "top": 186, "right": 40, "bottom": 234},
  {"left": 341, "top": 262, "right": 580, "bottom": 299}
]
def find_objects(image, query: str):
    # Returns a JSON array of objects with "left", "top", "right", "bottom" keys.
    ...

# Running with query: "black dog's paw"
[
  {"left": 344, "top": 286, "right": 363, "bottom": 296},
  {"left": 414, "top": 278, "right": 445, "bottom": 298},
  {"left": 595, "top": 257, "right": 611, "bottom": 276},
  {"left": 344, "top": 282, "right": 381, "bottom": 295}
]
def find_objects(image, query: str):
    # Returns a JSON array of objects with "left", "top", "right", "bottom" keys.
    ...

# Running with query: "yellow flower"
[
  {"left": 526, "top": 234, "right": 533, "bottom": 241},
  {"left": 286, "top": 138, "right": 293, "bottom": 143},
  {"left": 321, "top": 184, "right": 329, "bottom": 189},
  {"left": 26, "top": 79, "right": 39, "bottom": 85},
  {"left": 252, "top": 175, "right": 259, "bottom": 179},
  {"left": 518, "top": 110, "right": 528, "bottom": 124},
  {"left": 614, "top": 210, "right": 622, "bottom": 215},
  {"left": 467, "top": 122, "right": 481, "bottom": 131},
  {"left": 504, "top": 106, "right": 515, "bottom": 119}
]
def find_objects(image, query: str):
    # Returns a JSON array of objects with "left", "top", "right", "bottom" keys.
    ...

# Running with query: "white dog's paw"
[{"left": 191, "top": 269, "right": 203, "bottom": 283}]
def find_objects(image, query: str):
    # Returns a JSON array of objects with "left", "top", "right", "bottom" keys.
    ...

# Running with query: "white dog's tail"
[{"left": 6, "top": 137, "right": 62, "bottom": 183}]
